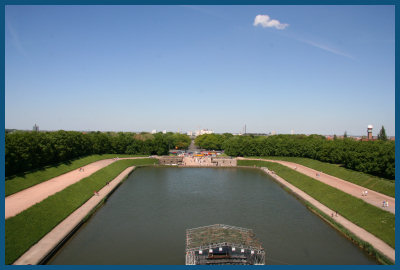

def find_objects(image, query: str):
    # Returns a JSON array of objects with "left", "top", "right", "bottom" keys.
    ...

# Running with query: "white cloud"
[
  {"left": 6, "top": 18, "right": 27, "bottom": 57},
  {"left": 253, "top": 14, "right": 288, "bottom": 30}
]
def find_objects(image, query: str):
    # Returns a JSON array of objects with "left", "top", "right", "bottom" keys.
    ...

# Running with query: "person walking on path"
[{"left": 246, "top": 158, "right": 395, "bottom": 214}]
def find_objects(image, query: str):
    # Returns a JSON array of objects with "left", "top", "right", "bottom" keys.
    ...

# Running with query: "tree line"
[
  {"left": 5, "top": 130, "right": 191, "bottom": 177},
  {"left": 195, "top": 133, "right": 395, "bottom": 179}
]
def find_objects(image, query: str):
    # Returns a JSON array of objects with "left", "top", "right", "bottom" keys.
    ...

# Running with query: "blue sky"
[{"left": 5, "top": 5, "right": 395, "bottom": 136}]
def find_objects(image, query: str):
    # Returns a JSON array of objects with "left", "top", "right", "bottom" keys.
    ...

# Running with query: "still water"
[{"left": 48, "top": 167, "right": 376, "bottom": 265}]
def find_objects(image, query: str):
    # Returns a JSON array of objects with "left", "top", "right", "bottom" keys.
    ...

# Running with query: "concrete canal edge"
[
  {"left": 13, "top": 166, "right": 136, "bottom": 265},
  {"left": 11, "top": 164, "right": 394, "bottom": 265},
  {"left": 257, "top": 166, "right": 395, "bottom": 264}
]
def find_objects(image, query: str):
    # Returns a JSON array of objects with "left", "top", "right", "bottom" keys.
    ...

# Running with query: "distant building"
[
  {"left": 159, "top": 156, "right": 183, "bottom": 165},
  {"left": 211, "top": 157, "right": 237, "bottom": 167},
  {"left": 162, "top": 130, "right": 167, "bottom": 134},
  {"left": 325, "top": 135, "right": 334, "bottom": 140},
  {"left": 367, "top": 125, "right": 373, "bottom": 140},
  {"left": 33, "top": 124, "right": 39, "bottom": 132},
  {"left": 151, "top": 129, "right": 157, "bottom": 134},
  {"left": 195, "top": 129, "right": 214, "bottom": 136},
  {"left": 187, "top": 131, "right": 193, "bottom": 136}
]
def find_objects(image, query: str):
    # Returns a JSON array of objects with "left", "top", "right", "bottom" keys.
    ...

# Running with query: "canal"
[{"left": 47, "top": 167, "right": 377, "bottom": 265}]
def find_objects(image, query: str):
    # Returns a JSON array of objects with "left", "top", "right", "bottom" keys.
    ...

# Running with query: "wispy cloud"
[
  {"left": 253, "top": 14, "right": 352, "bottom": 59},
  {"left": 253, "top": 14, "right": 288, "bottom": 30},
  {"left": 6, "top": 18, "right": 27, "bottom": 57},
  {"left": 295, "top": 37, "right": 354, "bottom": 59}
]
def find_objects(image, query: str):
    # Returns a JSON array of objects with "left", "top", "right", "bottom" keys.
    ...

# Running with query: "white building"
[
  {"left": 151, "top": 129, "right": 157, "bottom": 134},
  {"left": 195, "top": 129, "right": 214, "bottom": 136}
]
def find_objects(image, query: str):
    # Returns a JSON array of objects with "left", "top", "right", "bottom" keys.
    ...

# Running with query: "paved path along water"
[
  {"left": 5, "top": 157, "right": 147, "bottom": 219},
  {"left": 238, "top": 158, "right": 395, "bottom": 214},
  {"left": 13, "top": 166, "right": 136, "bottom": 265},
  {"left": 260, "top": 167, "right": 395, "bottom": 263}
]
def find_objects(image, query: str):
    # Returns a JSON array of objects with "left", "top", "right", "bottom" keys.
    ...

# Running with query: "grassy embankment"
[
  {"left": 5, "top": 158, "right": 157, "bottom": 265},
  {"left": 246, "top": 156, "right": 395, "bottom": 198},
  {"left": 5, "top": 154, "right": 147, "bottom": 196},
  {"left": 304, "top": 201, "right": 393, "bottom": 265},
  {"left": 238, "top": 160, "right": 395, "bottom": 249}
]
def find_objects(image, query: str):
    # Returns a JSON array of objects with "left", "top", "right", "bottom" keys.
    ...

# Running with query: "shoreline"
[
  {"left": 12, "top": 166, "right": 136, "bottom": 265},
  {"left": 10, "top": 164, "right": 394, "bottom": 265},
  {"left": 257, "top": 166, "right": 394, "bottom": 264}
]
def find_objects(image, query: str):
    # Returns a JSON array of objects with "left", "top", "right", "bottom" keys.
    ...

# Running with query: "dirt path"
[
  {"left": 260, "top": 167, "right": 395, "bottom": 263},
  {"left": 5, "top": 157, "right": 147, "bottom": 219},
  {"left": 13, "top": 166, "right": 136, "bottom": 265},
  {"left": 238, "top": 158, "right": 395, "bottom": 214}
]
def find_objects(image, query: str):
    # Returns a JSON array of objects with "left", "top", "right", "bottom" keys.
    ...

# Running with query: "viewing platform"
[{"left": 185, "top": 224, "right": 266, "bottom": 265}]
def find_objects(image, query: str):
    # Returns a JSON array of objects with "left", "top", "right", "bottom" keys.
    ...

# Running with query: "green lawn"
[
  {"left": 5, "top": 158, "right": 158, "bottom": 265},
  {"left": 238, "top": 160, "right": 395, "bottom": 249},
  {"left": 246, "top": 156, "right": 395, "bottom": 198},
  {"left": 5, "top": 154, "right": 148, "bottom": 196}
]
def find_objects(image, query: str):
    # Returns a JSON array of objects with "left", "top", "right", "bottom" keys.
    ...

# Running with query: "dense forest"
[
  {"left": 5, "top": 130, "right": 191, "bottom": 177},
  {"left": 195, "top": 134, "right": 395, "bottom": 179}
]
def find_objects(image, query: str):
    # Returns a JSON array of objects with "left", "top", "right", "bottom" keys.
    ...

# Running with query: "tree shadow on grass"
[{"left": 5, "top": 158, "right": 80, "bottom": 181}]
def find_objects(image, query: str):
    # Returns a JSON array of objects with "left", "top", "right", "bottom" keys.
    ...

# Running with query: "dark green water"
[{"left": 47, "top": 167, "right": 377, "bottom": 265}]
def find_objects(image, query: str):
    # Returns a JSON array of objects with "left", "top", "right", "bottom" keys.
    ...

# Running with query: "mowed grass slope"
[
  {"left": 5, "top": 154, "right": 147, "bottom": 196},
  {"left": 238, "top": 160, "right": 395, "bottom": 249},
  {"left": 247, "top": 156, "right": 395, "bottom": 197},
  {"left": 5, "top": 158, "right": 157, "bottom": 265}
]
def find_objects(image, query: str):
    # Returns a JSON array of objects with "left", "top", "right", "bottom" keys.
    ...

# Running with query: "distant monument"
[{"left": 33, "top": 124, "right": 39, "bottom": 132}]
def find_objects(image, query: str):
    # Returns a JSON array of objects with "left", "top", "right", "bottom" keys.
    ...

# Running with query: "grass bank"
[
  {"left": 247, "top": 156, "right": 395, "bottom": 197},
  {"left": 238, "top": 160, "right": 395, "bottom": 249},
  {"left": 5, "top": 158, "right": 157, "bottom": 265},
  {"left": 304, "top": 202, "right": 393, "bottom": 265},
  {"left": 5, "top": 154, "right": 147, "bottom": 196},
  {"left": 276, "top": 180, "right": 392, "bottom": 264}
]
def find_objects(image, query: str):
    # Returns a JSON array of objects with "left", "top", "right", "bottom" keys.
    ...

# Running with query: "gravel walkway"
[
  {"left": 5, "top": 157, "right": 147, "bottom": 219},
  {"left": 13, "top": 166, "right": 136, "bottom": 265},
  {"left": 260, "top": 167, "right": 395, "bottom": 263},
  {"left": 238, "top": 158, "right": 395, "bottom": 214}
]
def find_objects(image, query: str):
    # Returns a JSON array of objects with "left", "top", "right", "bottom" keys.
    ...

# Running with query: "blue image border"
[{"left": 1, "top": 0, "right": 398, "bottom": 269}]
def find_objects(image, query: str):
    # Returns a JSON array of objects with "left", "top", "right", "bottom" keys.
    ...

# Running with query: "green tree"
[
  {"left": 343, "top": 131, "right": 348, "bottom": 138},
  {"left": 378, "top": 126, "right": 388, "bottom": 141}
]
